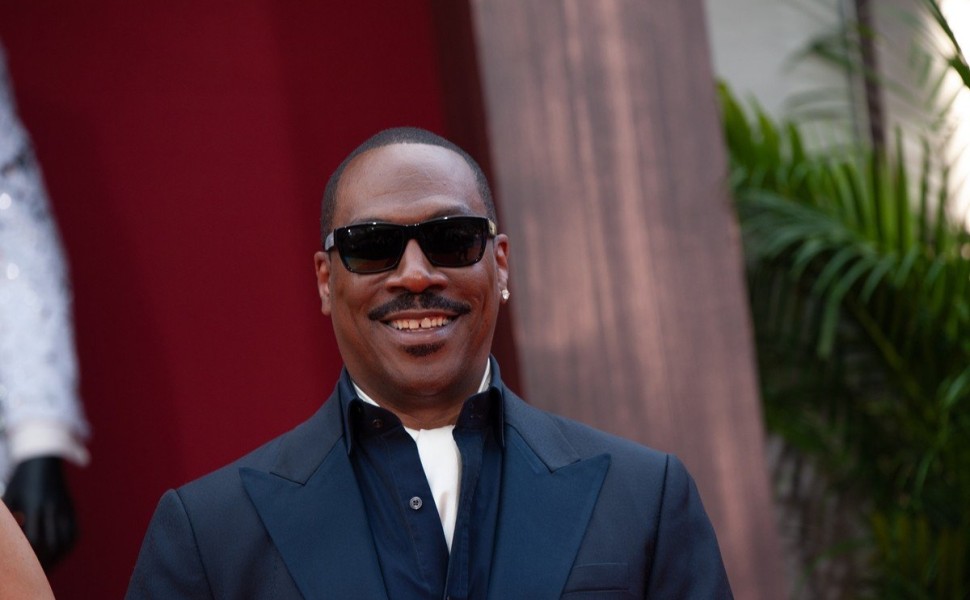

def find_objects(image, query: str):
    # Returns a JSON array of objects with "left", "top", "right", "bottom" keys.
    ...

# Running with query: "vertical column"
[{"left": 433, "top": 0, "right": 787, "bottom": 596}]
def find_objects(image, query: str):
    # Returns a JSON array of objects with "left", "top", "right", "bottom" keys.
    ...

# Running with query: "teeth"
[{"left": 389, "top": 316, "right": 451, "bottom": 331}]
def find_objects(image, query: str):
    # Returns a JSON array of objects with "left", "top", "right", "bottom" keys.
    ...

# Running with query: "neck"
[{"left": 352, "top": 362, "right": 490, "bottom": 430}]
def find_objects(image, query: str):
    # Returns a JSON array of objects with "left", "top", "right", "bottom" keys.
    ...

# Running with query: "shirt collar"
[
  {"left": 338, "top": 358, "right": 505, "bottom": 454},
  {"left": 352, "top": 361, "right": 492, "bottom": 408}
]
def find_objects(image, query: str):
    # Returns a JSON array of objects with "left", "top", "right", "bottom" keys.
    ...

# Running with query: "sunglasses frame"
[{"left": 324, "top": 215, "right": 498, "bottom": 274}]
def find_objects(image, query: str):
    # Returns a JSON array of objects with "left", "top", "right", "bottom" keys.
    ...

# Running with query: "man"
[{"left": 127, "top": 127, "right": 732, "bottom": 598}]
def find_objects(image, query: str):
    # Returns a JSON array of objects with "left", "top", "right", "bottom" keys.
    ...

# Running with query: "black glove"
[{"left": 2, "top": 456, "right": 77, "bottom": 570}]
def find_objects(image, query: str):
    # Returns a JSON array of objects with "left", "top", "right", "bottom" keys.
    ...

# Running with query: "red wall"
[{"left": 0, "top": 3, "right": 446, "bottom": 596}]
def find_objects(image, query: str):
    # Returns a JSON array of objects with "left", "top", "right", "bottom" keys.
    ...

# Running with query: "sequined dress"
[{"left": 0, "top": 43, "right": 90, "bottom": 487}]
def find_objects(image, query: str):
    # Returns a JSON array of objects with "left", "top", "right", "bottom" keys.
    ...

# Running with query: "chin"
[{"left": 403, "top": 342, "right": 444, "bottom": 358}]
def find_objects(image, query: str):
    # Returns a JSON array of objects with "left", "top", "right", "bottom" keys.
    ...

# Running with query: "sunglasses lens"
[
  {"left": 332, "top": 217, "right": 491, "bottom": 274},
  {"left": 337, "top": 224, "right": 403, "bottom": 273},
  {"left": 421, "top": 218, "right": 488, "bottom": 267}
]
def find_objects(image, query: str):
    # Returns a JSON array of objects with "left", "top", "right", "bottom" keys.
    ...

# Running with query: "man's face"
[{"left": 314, "top": 143, "right": 509, "bottom": 405}]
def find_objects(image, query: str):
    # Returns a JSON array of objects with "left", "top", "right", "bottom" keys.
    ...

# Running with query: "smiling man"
[{"left": 126, "top": 128, "right": 733, "bottom": 599}]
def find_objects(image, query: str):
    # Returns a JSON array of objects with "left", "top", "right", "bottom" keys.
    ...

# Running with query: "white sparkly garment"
[{"left": 0, "top": 42, "right": 90, "bottom": 488}]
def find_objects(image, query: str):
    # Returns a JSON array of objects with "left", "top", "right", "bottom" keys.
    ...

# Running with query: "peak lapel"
[
  {"left": 240, "top": 456, "right": 387, "bottom": 600},
  {"left": 488, "top": 396, "right": 611, "bottom": 600},
  {"left": 240, "top": 398, "right": 388, "bottom": 600}
]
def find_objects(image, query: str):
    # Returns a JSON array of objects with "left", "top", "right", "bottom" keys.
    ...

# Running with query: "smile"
[{"left": 386, "top": 316, "right": 453, "bottom": 331}]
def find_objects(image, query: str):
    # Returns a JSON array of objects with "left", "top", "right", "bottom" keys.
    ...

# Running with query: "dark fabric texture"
[
  {"left": 347, "top": 388, "right": 502, "bottom": 600},
  {"left": 125, "top": 360, "right": 733, "bottom": 599}
]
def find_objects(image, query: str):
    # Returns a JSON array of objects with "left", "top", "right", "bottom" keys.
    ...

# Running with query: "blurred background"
[
  {"left": 0, "top": 3, "right": 442, "bottom": 596},
  {"left": 0, "top": 0, "right": 967, "bottom": 598},
  {"left": 710, "top": 0, "right": 970, "bottom": 597}
]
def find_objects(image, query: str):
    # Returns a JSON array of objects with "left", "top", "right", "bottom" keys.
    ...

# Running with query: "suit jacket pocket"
[{"left": 561, "top": 562, "right": 629, "bottom": 593}]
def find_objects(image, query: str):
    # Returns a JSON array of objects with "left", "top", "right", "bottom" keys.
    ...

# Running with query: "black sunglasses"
[{"left": 324, "top": 215, "right": 497, "bottom": 274}]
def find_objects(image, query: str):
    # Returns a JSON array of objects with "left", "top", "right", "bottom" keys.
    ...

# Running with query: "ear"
[
  {"left": 314, "top": 251, "right": 334, "bottom": 315},
  {"left": 493, "top": 233, "right": 510, "bottom": 300}
]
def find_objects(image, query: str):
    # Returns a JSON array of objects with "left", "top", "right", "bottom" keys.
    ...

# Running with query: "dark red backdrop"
[{"left": 0, "top": 3, "right": 448, "bottom": 596}]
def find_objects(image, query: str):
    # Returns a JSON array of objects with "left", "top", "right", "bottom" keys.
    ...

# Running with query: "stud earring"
[{"left": 501, "top": 289, "right": 510, "bottom": 301}]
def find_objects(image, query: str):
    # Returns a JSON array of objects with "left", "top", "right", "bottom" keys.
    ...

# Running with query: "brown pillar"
[{"left": 433, "top": 0, "right": 788, "bottom": 597}]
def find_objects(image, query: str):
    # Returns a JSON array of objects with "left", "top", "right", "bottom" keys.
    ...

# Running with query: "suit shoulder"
[
  {"left": 173, "top": 432, "right": 284, "bottom": 506},
  {"left": 504, "top": 392, "right": 670, "bottom": 469},
  {"left": 548, "top": 411, "right": 668, "bottom": 463},
  {"left": 176, "top": 401, "right": 336, "bottom": 503}
]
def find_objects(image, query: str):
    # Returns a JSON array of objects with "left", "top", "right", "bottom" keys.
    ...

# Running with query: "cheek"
[
  {"left": 459, "top": 273, "right": 500, "bottom": 321},
  {"left": 335, "top": 282, "right": 384, "bottom": 330}
]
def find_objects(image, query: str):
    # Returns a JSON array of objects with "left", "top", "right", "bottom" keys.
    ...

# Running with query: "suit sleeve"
[
  {"left": 645, "top": 455, "right": 733, "bottom": 599},
  {"left": 126, "top": 489, "right": 214, "bottom": 599}
]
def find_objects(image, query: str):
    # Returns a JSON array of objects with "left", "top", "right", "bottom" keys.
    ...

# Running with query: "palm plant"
[{"left": 719, "top": 3, "right": 970, "bottom": 591}]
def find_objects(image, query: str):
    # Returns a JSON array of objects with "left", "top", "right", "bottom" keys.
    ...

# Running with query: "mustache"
[{"left": 367, "top": 292, "right": 472, "bottom": 321}]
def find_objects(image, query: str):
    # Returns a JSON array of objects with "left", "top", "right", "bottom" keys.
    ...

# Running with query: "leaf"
[{"left": 718, "top": 74, "right": 970, "bottom": 595}]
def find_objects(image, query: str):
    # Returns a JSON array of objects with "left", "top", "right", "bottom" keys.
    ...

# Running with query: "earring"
[{"left": 501, "top": 289, "right": 510, "bottom": 301}]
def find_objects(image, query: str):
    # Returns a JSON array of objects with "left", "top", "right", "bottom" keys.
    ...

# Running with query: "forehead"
[{"left": 334, "top": 143, "right": 485, "bottom": 225}]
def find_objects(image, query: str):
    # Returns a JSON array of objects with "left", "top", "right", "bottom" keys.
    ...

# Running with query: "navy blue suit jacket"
[{"left": 127, "top": 369, "right": 732, "bottom": 599}]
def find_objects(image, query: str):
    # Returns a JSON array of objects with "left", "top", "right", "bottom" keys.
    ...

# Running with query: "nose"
[{"left": 385, "top": 239, "right": 447, "bottom": 293}]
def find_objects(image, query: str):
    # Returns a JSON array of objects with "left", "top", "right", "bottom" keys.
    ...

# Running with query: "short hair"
[{"left": 320, "top": 127, "right": 495, "bottom": 245}]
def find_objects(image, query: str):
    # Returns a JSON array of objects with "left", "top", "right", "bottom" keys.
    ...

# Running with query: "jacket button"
[{"left": 409, "top": 496, "right": 423, "bottom": 510}]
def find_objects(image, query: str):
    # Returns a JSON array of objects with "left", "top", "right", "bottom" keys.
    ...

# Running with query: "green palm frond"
[
  {"left": 719, "top": 80, "right": 970, "bottom": 597},
  {"left": 789, "top": 0, "right": 970, "bottom": 149},
  {"left": 920, "top": 0, "right": 970, "bottom": 91}
]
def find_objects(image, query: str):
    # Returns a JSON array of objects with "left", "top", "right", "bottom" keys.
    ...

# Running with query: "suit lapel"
[
  {"left": 488, "top": 393, "right": 611, "bottom": 600},
  {"left": 235, "top": 366, "right": 608, "bottom": 600},
  {"left": 240, "top": 397, "right": 388, "bottom": 600}
]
